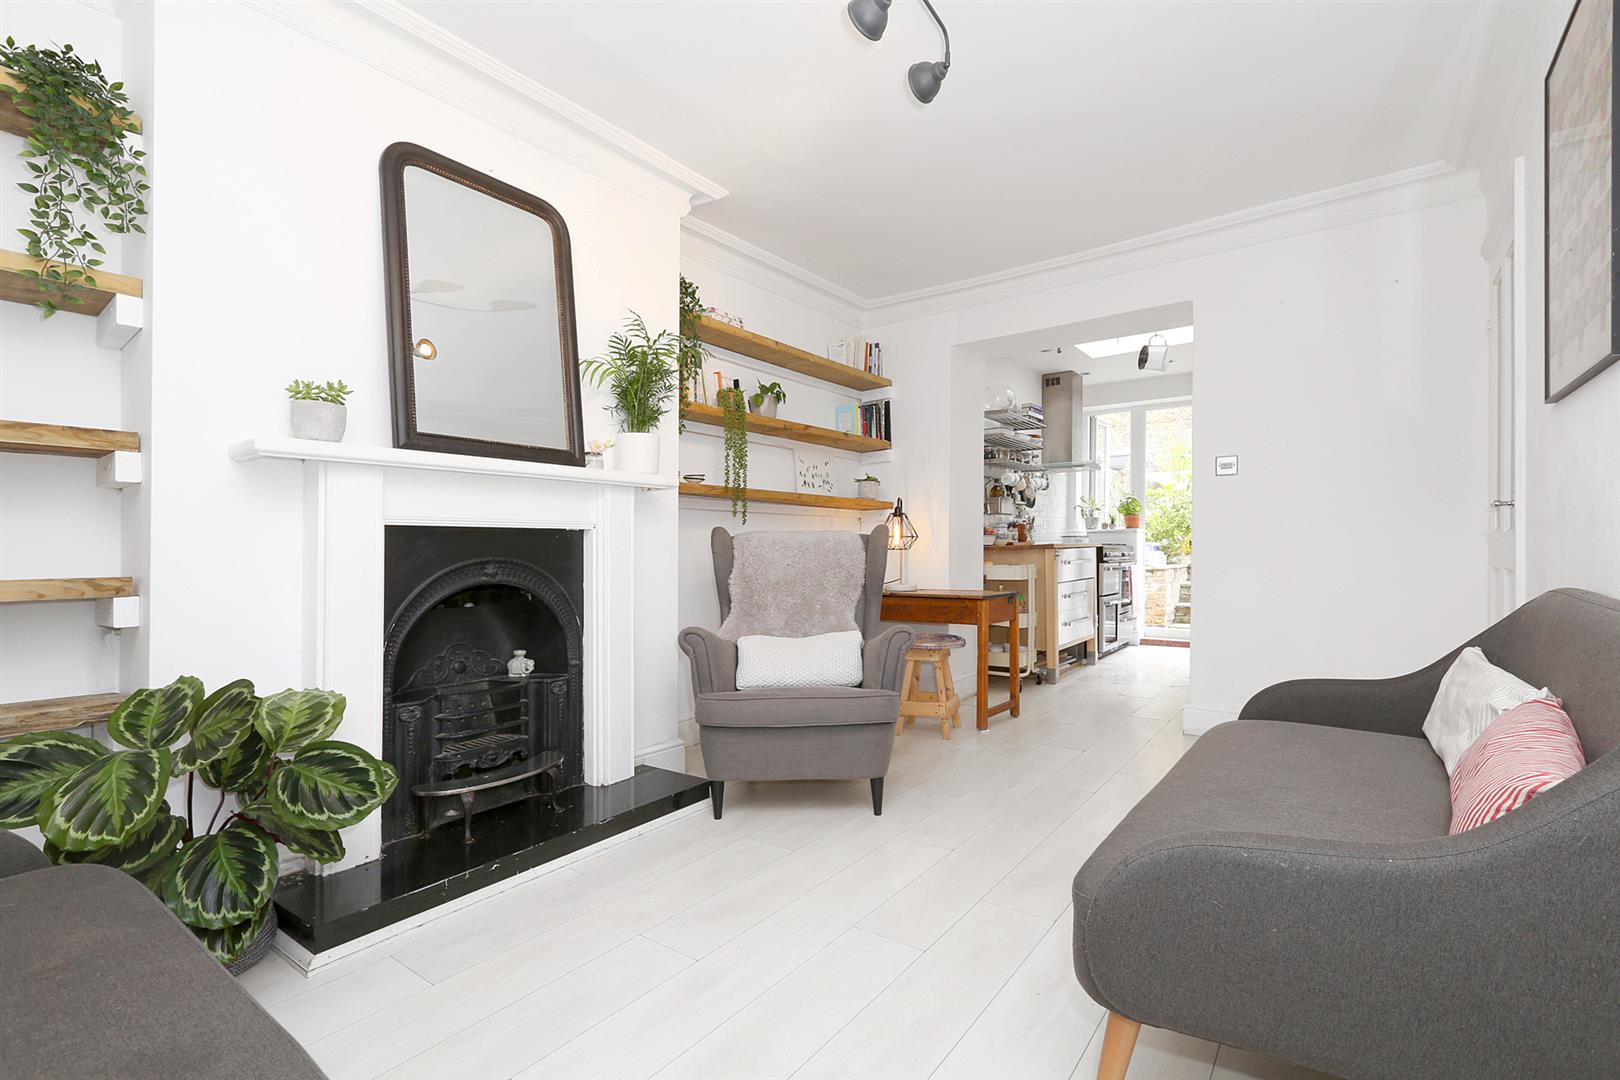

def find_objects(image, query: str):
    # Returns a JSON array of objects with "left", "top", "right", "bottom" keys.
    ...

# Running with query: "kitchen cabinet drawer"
[
  {"left": 1055, "top": 550, "right": 1096, "bottom": 583},
  {"left": 1058, "top": 614, "right": 1095, "bottom": 647},
  {"left": 1058, "top": 579, "right": 1094, "bottom": 614}
]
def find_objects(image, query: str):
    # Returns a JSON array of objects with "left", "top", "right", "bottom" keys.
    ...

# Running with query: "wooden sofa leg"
[
  {"left": 870, "top": 777, "right": 884, "bottom": 815},
  {"left": 710, "top": 780, "right": 725, "bottom": 820},
  {"left": 1097, "top": 1012, "right": 1140, "bottom": 1080}
]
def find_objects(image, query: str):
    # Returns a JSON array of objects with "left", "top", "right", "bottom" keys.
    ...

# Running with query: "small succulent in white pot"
[
  {"left": 287, "top": 379, "right": 351, "bottom": 442},
  {"left": 856, "top": 473, "right": 881, "bottom": 500}
]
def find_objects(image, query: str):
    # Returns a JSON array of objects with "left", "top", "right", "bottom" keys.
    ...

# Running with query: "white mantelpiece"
[{"left": 232, "top": 438, "right": 669, "bottom": 870}]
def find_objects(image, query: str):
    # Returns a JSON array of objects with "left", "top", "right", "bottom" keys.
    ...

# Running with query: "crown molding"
[
  {"left": 678, "top": 161, "right": 1482, "bottom": 327},
  {"left": 238, "top": 0, "right": 726, "bottom": 217},
  {"left": 861, "top": 162, "right": 1484, "bottom": 324},
  {"left": 681, "top": 217, "right": 867, "bottom": 328}
]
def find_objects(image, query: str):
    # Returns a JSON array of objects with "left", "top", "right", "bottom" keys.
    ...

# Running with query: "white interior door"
[{"left": 1486, "top": 158, "right": 1529, "bottom": 621}]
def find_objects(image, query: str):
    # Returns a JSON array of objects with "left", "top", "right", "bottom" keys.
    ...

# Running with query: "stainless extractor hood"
[{"left": 1041, "top": 370, "right": 1100, "bottom": 471}]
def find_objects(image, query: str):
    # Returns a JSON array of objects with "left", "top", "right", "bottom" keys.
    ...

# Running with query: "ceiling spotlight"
[
  {"left": 846, "top": 0, "right": 891, "bottom": 41},
  {"left": 848, "top": 0, "right": 952, "bottom": 105}
]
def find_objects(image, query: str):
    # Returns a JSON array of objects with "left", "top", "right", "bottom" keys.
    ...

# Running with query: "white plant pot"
[
  {"left": 857, "top": 480, "right": 881, "bottom": 500},
  {"left": 609, "top": 431, "right": 660, "bottom": 474},
  {"left": 749, "top": 397, "right": 780, "bottom": 418},
  {"left": 290, "top": 400, "right": 347, "bottom": 442}
]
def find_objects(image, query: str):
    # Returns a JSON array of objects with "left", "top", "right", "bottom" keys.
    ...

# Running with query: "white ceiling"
[{"left": 400, "top": 0, "right": 1487, "bottom": 300}]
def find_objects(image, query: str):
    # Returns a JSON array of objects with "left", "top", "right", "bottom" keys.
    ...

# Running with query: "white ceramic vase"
[
  {"left": 290, "top": 400, "right": 347, "bottom": 442},
  {"left": 610, "top": 431, "right": 660, "bottom": 474}
]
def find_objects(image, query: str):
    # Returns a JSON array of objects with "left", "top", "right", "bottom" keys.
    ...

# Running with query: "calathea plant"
[{"left": 0, "top": 677, "right": 396, "bottom": 964}]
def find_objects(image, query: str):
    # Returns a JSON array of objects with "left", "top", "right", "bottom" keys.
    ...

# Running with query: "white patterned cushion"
[
  {"left": 735, "top": 630, "right": 864, "bottom": 690},
  {"left": 1422, "top": 646, "right": 1552, "bottom": 774}
]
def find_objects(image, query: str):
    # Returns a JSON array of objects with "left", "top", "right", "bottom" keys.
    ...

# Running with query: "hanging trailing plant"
[
  {"left": 677, "top": 275, "right": 710, "bottom": 429},
  {"left": 0, "top": 38, "right": 148, "bottom": 317},
  {"left": 720, "top": 381, "right": 749, "bottom": 522}
]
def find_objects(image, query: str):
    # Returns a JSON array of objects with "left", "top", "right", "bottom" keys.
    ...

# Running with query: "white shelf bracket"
[
  {"left": 96, "top": 450, "right": 143, "bottom": 489},
  {"left": 95, "top": 293, "right": 144, "bottom": 350}
]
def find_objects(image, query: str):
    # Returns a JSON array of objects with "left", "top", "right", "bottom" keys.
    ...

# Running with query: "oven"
[{"left": 1097, "top": 545, "right": 1135, "bottom": 656}]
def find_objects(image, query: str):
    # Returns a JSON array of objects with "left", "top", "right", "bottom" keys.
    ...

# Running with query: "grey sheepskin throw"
[{"left": 718, "top": 531, "right": 867, "bottom": 641}]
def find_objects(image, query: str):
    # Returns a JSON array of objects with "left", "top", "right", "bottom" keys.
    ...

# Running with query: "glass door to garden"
[{"left": 1142, "top": 404, "right": 1192, "bottom": 640}]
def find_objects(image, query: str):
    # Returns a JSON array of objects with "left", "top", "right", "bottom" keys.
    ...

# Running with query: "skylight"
[{"left": 1074, "top": 325, "right": 1195, "bottom": 358}]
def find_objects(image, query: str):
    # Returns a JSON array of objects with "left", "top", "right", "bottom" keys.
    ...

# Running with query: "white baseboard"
[
  {"left": 272, "top": 800, "right": 709, "bottom": 973},
  {"left": 635, "top": 737, "right": 688, "bottom": 771},
  {"left": 1181, "top": 706, "right": 1239, "bottom": 736}
]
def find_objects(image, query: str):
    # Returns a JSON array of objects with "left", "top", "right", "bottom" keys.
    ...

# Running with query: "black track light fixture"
[{"left": 846, "top": 0, "right": 951, "bottom": 105}]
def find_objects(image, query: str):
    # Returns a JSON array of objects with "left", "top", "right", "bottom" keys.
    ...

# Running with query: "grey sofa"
[
  {"left": 1072, "top": 588, "right": 1620, "bottom": 1080},
  {"left": 678, "top": 526, "right": 913, "bottom": 818},
  {"left": 0, "top": 831, "right": 325, "bottom": 1080}
]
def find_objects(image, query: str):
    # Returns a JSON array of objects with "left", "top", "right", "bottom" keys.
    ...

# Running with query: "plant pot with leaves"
[
  {"left": 0, "top": 677, "right": 395, "bottom": 970},
  {"left": 748, "top": 380, "right": 786, "bottom": 419},
  {"left": 856, "top": 473, "right": 881, "bottom": 500},
  {"left": 0, "top": 38, "right": 148, "bottom": 317},
  {"left": 1118, "top": 493, "right": 1143, "bottom": 529},
  {"left": 677, "top": 275, "right": 710, "bottom": 429},
  {"left": 287, "top": 379, "right": 351, "bottom": 442},
  {"left": 582, "top": 312, "right": 678, "bottom": 475},
  {"left": 718, "top": 378, "right": 749, "bottom": 522}
]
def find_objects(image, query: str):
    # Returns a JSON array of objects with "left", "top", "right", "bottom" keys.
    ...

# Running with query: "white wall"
[
  {"left": 110, "top": 0, "right": 700, "bottom": 774},
  {"left": 1460, "top": 1, "right": 1620, "bottom": 601},
  {"left": 0, "top": 1, "right": 131, "bottom": 705},
  {"left": 867, "top": 175, "right": 1489, "bottom": 729}
]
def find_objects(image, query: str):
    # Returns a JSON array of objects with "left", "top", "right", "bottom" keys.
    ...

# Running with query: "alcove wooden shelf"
[
  {"left": 0, "top": 692, "right": 124, "bottom": 738},
  {"left": 0, "top": 249, "right": 144, "bottom": 317},
  {"left": 694, "top": 316, "right": 892, "bottom": 392},
  {"left": 0, "top": 420, "right": 139, "bottom": 457},
  {"left": 0, "top": 577, "right": 135, "bottom": 603},
  {"left": 680, "top": 402, "right": 889, "bottom": 453},
  {"left": 0, "top": 68, "right": 143, "bottom": 138},
  {"left": 678, "top": 482, "right": 891, "bottom": 512}
]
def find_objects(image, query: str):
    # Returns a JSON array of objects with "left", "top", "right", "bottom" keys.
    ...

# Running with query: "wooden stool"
[{"left": 898, "top": 633, "right": 965, "bottom": 740}]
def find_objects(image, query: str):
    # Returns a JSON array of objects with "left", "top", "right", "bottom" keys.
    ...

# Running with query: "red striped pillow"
[{"left": 1449, "top": 698, "right": 1585, "bottom": 835}]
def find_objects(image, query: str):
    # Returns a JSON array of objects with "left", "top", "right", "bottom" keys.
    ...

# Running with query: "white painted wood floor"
[{"left": 242, "top": 646, "right": 1334, "bottom": 1080}]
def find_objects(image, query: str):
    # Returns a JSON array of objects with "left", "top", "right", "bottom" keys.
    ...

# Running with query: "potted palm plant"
[
  {"left": 581, "top": 313, "right": 679, "bottom": 475},
  {"left": 1118, "top": 493, "right": 1143, "bottom": 529},
  {"left": 0, "top": 677, "right": 394, "bottom": 971}
]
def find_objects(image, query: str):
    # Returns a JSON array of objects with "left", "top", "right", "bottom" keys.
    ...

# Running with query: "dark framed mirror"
[{"left": 380, "top": 142, "right": 585, "bottom": 465}]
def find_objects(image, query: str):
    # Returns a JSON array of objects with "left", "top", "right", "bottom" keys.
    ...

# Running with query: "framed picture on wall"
[{"left": 1545, "top": 0, "right": 1620, "bottom": 402}]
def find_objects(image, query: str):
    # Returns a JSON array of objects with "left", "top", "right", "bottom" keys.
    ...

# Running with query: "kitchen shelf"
[
  {"left": 0, "top": 692, "right": 124, "bottom": 739},
  {"left": 694, "top": 316, "right": 892, "bottom": 392},
  {"left": 0, "top": 577, "right": 135, "bottom": 603},
  {"left": 678, "top": 483, "right": 890, "bottom": 512},
  {"left": 984, "top": 408, "right": 1045, "bottom": 431},
  {"left": 0, "top": 68, "right": 142, "bottom": 138},
  {"left": 0, "top": 249, "right": 144, "bottom": 317},
  {"left": 680, "top": 402, "right": 889, "bottom": 453},
  {"left": 0, "top": 420, "right": 139, "bottom": 457},
  {"left": 984, "top": 430, "right": 1043, "bottom": 452}
]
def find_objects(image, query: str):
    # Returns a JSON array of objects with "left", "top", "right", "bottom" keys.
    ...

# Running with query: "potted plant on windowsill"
[
  {"left": 287, "top": 379, "right": 351, "bottom": 442},
  {"left": 582, "top": 313, "right": 679, "bottom": 475},
  {"left": 1118, "top": 493, "right": 1143, "bottom": 529},
  {"left": 0, "top": 677, "right": 395, "bottom": 972},
  {"left": 748, "top": 380, "right": 786, "bottom": 419}
]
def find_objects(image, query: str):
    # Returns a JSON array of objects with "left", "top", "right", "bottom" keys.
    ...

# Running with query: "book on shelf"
[
  {"left": 857, "top": 398, "right": 891, "bottom": 441},
  {"left": 826, "top": 337, "right": 884, "bottom": 377},
  {"left": 833, "top": 403, "right": 857, "bottom": 433}
]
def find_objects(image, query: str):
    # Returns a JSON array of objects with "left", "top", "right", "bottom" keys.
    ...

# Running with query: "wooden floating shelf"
[
  {"left": 680, "top": 402, "right": 889, "bottom": 453},
  {"left": 0, "top": 692, "right": 124, "bottom": 739},
  {"left": 0, "top": 68, "right": 142, "bottom": 138},
  {"left": 694, "top": 316, "right": 892, "bottom": 392},
  {"left": 678, "top": 483, "right": 891, "bottom": 512},
  {"left": 0, "top": 249, "right": 144, "bottom": 317},
  {"left": 0, "top": 419, "right": 139, "bottom": 457},
  {"left": 0, "top": 577, "right": 135, "bottom": 603}
]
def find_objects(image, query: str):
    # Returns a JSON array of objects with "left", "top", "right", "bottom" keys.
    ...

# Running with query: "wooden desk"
[{"left": 881, "top": 589, "right": 1020, "bottom": 730}]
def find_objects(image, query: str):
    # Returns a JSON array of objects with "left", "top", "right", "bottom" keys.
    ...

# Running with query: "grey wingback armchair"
[
  {"left": 1072, "top": 588, "right": 1620, "bottom": 1080},
  {"left": 678, "top": 526, "right": 913, "bottom": 819}
]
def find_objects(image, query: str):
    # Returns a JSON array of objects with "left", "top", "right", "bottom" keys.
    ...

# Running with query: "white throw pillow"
[
  {"left": 735, "top": 630, "right": 864, "bottom": 690},
  {"left": 1422, "top": 646, "right": 1552, "bottom": 775}
]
